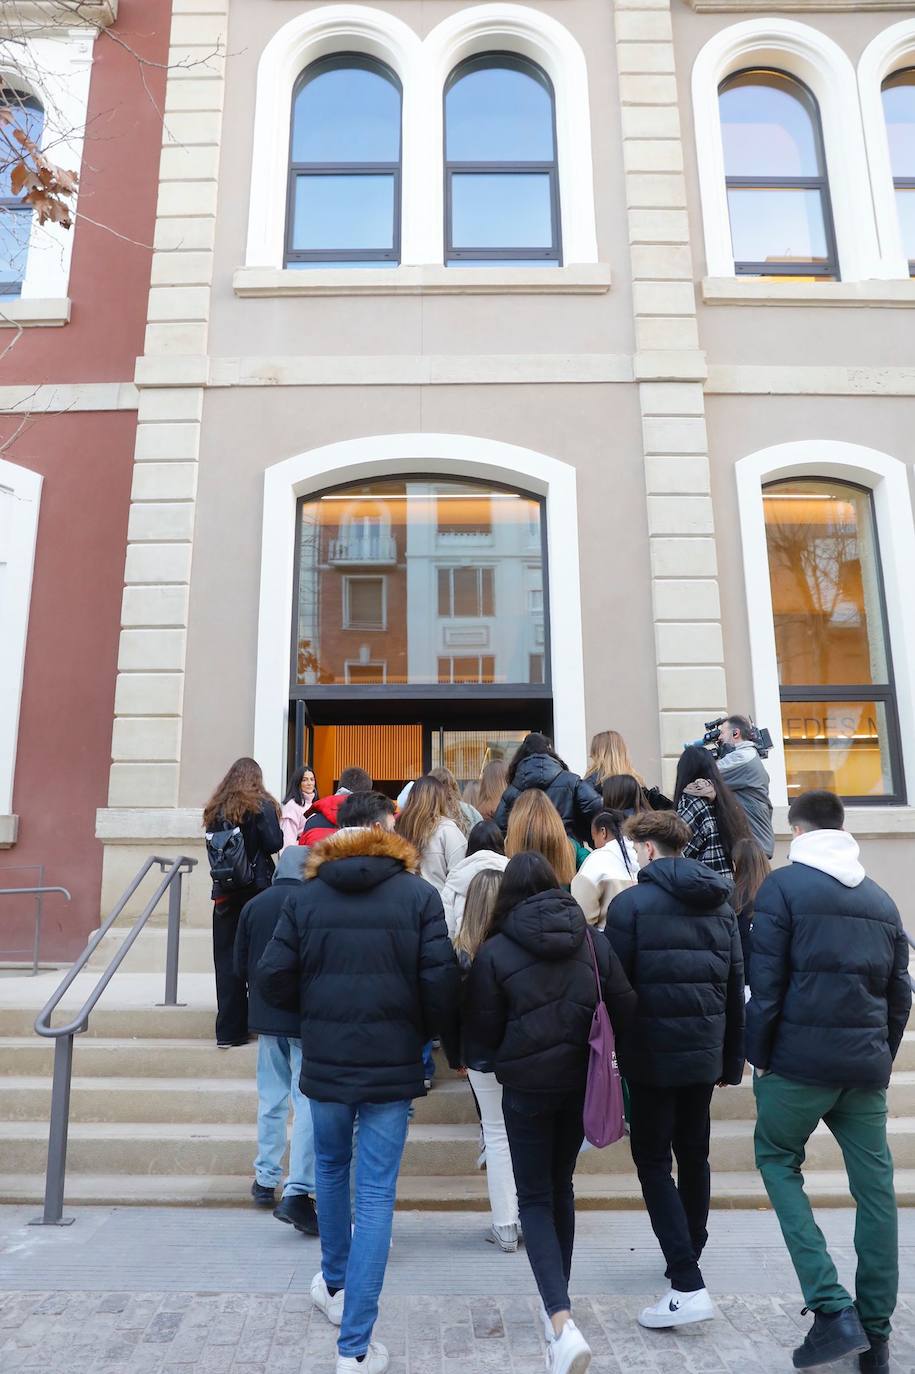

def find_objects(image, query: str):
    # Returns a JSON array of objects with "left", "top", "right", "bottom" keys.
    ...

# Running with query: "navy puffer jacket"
[
  {"left": 494, "top": 754, "right": 602, "bottom": 845},
  {"left": 746, "top": 858, "right": 911, "bottom": 1089},
  {"left": 256, "top": 828, "right": 461, "bottom": 1103},
  {"left": 604, "top": 858, "right": 746, "bottom": 1087}
]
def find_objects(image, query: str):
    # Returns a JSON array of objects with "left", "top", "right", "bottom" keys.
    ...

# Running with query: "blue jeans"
[
  {"left": 254, "top": 1035, "right": 315, "bottom": 1196},
  {"left": 310, "top": 1098, "right": 411, "bottom": 1358},
  {"left": 422, "top": 1041, "right": 435, "bottom": 1081}
]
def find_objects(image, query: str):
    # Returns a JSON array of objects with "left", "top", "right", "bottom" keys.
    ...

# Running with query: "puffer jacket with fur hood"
[{"left": 256, "top": 827, "right": 462, "bottom": 1103}]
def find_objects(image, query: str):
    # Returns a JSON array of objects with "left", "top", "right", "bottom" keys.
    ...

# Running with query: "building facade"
[
  {"left": 6, "top": 0, "right": 915, "bottom": 951},
  {"left": 0, "top": 0, "right": 169, "bottom": 958}
]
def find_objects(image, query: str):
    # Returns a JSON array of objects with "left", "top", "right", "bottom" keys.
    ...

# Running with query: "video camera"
[{"left": 685, "top": 716, "right": 774, "bottom": 759}]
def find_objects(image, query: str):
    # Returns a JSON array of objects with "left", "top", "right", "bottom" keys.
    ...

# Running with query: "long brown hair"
[
  {"left": 476, "top": 759, "right": 509, "bottom": 821},
  {"left": 453, "top": 868, "right": 503, "bottom": 960},
  {"left": 505, "top": 789, "right": 575, "bottom": 886},
  {"left": 732, "top": 837, "right": 770, "bottom": 914},
  {"left": 429, "top": 766, "right": 471, "bottom": 836},
  {"left": 395, "top": 775, "right": 451, "bottom": 853},
  {"left": 588, "top": 730, "right": 645, "bottom": 787},
  {"left": 602, "top": 774, "right": 648, "bottom": 814},
  {"left": 203, "top": 757, "right": 279, "bottom": 828}
]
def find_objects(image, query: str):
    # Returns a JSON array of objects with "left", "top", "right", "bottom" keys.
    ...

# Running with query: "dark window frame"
[
  {"left": 284, "top": 53, "right": 402, "bottom": 267},
  {"left": 0, "top": 87, "right": 43, "bottom": 296},
  {"left": 881, "top": 67, "right": 915, "bottom": 278},
  {"left": 443, "top": 52, "right": 562, "bottom": 265},
  {"left": 720, "top": 68, "right": 839, "bottom": 280},
  {"left": 290, "top": 473, "right": 551, "bottom": 701},
  {"left": 763, "top": 477, "right": 905, "bottom": 804}
]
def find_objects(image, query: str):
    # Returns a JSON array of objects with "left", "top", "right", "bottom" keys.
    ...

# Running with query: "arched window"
[
  {"left": 881, "top": 68, "right": 915, "bottom": 276},
  {"left": 762, "top": 478, "right": 903, "bottom": 801},
  {"left": 0, "top": 87, "right": 44, "bottom": 295},
  {"left": 718, "top": 70, "right": 837, "bottom": 278},
  {"left": 443, "top": 54, "right": 561, "bottom": 266},
  {"left": 284, "top": 55, "right": 401, "bottom": 267}
]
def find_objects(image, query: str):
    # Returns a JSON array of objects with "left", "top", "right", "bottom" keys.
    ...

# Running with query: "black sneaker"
[
  {"left": 859, "top": 1336, "right": 889, "bottom": 1372},
  {"left": 793, "top": 1308, "right": 870, "bottom": 1369},
  {"left": 273, "top": 1193, "right": 319, "bottom": 1236},
  {"left": 250, "top": 1180, "right": 276, "bottom": 1208}
]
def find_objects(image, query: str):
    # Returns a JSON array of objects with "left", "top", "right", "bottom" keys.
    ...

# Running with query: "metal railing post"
[
  {"left": 34, "top": 1034, "right": 76, "bottom": 1226},
  {"left": 162, "top": 867, "right": 183, "bottom": 1007},
  {"left": 31, "top": 864, "right": 45, "bottom": 976}
]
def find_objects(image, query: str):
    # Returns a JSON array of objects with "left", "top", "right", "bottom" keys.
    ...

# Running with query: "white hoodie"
[
  {"left": 571, "top": 836, "right": 639, "bottom": 929},
  {"left": 441, "top": 848, "right": 509, "bottom": 940},
  {"left": 788, "top": 828, "right": 866, "bottom": 888}
]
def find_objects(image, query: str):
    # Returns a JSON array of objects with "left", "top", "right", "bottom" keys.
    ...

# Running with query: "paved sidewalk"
[{"left": 0, "top": 1207, "right": 913, "bottom": 1372}]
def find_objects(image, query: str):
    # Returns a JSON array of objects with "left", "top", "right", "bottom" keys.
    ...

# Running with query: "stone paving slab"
[{"left": 0, "top": 1208, "right": 913, "bottom": 1373}]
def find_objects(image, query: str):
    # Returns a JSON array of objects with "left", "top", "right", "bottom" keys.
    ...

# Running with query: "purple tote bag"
[{"left": 582, "top": 926, "right": 626, "bottom": 1149}]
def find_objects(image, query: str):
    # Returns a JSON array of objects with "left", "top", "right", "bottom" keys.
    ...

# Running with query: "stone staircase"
[{"left": 0, "top": 972, "right": 913, "bottom": 1209}]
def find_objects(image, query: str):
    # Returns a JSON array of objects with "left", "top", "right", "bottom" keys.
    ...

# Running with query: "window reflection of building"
[
  {"left": 762, "top": 478, "right": 901, "bottom": 800},
  {"left": 294, "top": 477, "right": 545, "bottom": 687}
]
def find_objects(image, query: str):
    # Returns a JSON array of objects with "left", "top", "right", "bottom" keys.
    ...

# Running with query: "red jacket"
[{"left": 298, "top": 792, "right": 347, "bottom": 846}]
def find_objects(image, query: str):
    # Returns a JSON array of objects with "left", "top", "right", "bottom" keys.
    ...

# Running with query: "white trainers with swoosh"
[{"left": 638, "top": 1287, "right": 716, "bottom": 1329}]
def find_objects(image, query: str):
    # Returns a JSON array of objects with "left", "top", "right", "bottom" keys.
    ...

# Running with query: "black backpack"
[{"left": 206, "top": 820, "right": 255, "bottom": 891}]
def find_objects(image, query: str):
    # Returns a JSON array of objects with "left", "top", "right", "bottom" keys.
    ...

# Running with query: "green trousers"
[{"left": 753, "top": 1071, "right": 898, "bottom": 1339}]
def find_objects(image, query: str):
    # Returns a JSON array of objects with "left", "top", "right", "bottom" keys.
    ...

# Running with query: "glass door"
[{"left": 429, "top": 728, "right": 528, "bottom": 790}]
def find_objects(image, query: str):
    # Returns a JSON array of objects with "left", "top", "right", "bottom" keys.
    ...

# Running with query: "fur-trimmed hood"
[{"left": 306, "top": 826, "right": 421, "bottom": 893}]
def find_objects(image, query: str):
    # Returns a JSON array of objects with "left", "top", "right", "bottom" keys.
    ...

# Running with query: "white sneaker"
[
  {"left": 638, "top": 1287, "right": 715, "bottom": 1330},
  {"left": 310, "top": 1271, "right": 344, "bottom": 1326},
  {"left": 548, "top": 1319, "right": 591, "bottom": 1374},
  {"left": 486, "top": 1223, "right": 519, "bottom": 1252},
  {"left": 335, "top": 1341, "right": 388, "bottom": 1373}
]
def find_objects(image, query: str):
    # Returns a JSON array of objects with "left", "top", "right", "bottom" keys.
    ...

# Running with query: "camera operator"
[{"left": 714, "top": 716, "right": 774, "bottom": 858}]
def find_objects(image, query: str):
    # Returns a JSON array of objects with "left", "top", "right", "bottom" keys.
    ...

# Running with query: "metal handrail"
[
  {"left": 0, "top": 885, "right": 70, "bottom": 974},
  {"left": 32, "top": 854, "right": 197, "bottom": 1226}
]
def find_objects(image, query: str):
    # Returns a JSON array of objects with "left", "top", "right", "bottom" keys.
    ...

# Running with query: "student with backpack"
[{"left": 203, "top": 757, "right": 283, "bottom": 1048}]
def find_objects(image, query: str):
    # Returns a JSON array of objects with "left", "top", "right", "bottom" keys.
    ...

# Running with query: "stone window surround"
[
  {"left": 691, "top": 18, "right": 889, "bottom": 284},
  {"left": 859, "top": 20, "right": 915, "bottom": 281},
  {"left": 0, "top": 459, "right": 42, "bottom": 845},
  {"left": 244, "top": 3, "right": 599, "bottom": 273},
  {"left": 735, "top": 440, "right": 915, "bottom": 809},
  {"left": 253, "top": 433, "right": 587, "bottom": 798},
  {"left": 0, "top": 25, "right": 95, "bottom": 316}
]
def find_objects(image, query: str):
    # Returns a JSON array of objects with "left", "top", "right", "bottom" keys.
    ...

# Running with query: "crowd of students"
[{"left": 201, "top": 729, "right": 911, "bottom": 1374}]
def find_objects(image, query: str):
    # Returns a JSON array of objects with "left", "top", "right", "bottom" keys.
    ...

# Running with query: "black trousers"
[
  {"left": 502, "top": 1086, "right": 585, "bottom": 1317},
  {"left": 212, "top": 892, "right": 251, "bottom": 1044},
  {"left": 627, "top": 1080, "right": 715, "bottom": 1293}
]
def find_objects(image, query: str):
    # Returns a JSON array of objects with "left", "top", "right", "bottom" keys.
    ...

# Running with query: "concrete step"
[
  {"left": 4, "top": 1117, "right": 915, "bottom": 1178},
  {"left": 88, "top": 927, "right": 213, "bottom": 974},
  {"left": 0, "top": 1037, "right": 258, "bottom": 1078}
]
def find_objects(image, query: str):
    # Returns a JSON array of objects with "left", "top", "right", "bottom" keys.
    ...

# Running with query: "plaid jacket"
[{"left": 676, "top": 795, "right": 733, "bottom": 878}]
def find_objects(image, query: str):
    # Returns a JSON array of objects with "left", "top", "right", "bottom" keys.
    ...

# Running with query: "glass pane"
[
  {"left": 436, "top": 487, "right": 492, "bottom": 536},
  {"left": 447, "top": 259, "right": 558, "bottom": 268},
  {"left": 727, "top": 187, "right": 829, "bottom": 266},
  {"left": 0, "top": 206, "right": 32, "bottom": 293},
  {"left": 782, "top": 700, "right": 895, "bottom": 799},
  {"left": 763, "top": 480, "right": 889, "bottom": 686},
  {"left": 290, "top": 174, "right": 394, "bottom": 252},
  {"left": 292, "top": 63, "right": 400, "bottom": 163},
  {"left": 720, "top": 70, "right": 823, "bottom": 177},
  {"left": 882, "top": 69, "right": 915, "bottom": 178},
  {"left": 431, "top": 729, "right": 528, "bottom": 786},
  {"left": 295, "top": 479, "right": 544, "bottom": 686},
  {"left": 311, "top": 724, "right": 422, "bottom": 798},
  {"left": 895, "top": 187, "right": 915, "bottom": 264},
  {"left": 0, "top": 94, "right": 44, "bottom": 199},
  {"left": 346, "top": 578, "right": 384, "bottom": 627},
  {"left": 445, "top": 60, "right": 554, "bottom": 161},
  {"left": 451, "top": 173, "right": 553, "bottom": 250}
]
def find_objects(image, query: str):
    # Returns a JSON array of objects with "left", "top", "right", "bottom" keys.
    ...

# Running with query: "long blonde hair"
[
  {"left": 476, "top": 759, "right": 509, "bottom": 821},
  {"left": 587, "top": 730, "right": 645, "bottom": 788},
  {"left": 395, "top": 775, "right": 451, "bottom": 853},
  {"left": 453, "top": 868, "right": 503, "bottom": 960},
  {"left": 203, "top": 757, "right": 279, "bottom": 828},
  {"left": 429, "top": 766, "right": 472, "bottom": 836},
  {"left": 505, "top": 790, "right": 575, "bottom": 886}
]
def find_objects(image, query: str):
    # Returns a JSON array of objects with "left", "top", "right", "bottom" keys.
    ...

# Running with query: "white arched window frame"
[
  {"left": 692, "top": 20, "right": 885, "bottom": 282},
  {"left": 859, "top": 21, "right": 915, "bottom": 281},
  {"left": 736, "top": 441, "right": 915, "bottom": 809},
  {"left": 0, "top": 459, "right": 42, "bottom": 837},
  {"left": 245, "top": 3, "right": 598, "bottom": 270},
  {"left": 0, "top": 30, "right": 93, "bottom": 304},
  {"left": 253, "top": 434, "right": 587, "bottom": 794}
]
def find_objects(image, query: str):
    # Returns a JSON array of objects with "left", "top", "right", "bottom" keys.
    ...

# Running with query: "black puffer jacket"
[
  {"left": 462, "top": 888, "right": 637, "bottom": 1092},
  {"left": 494, "top": 755, "right": 602, "bottom": 845},
  {"left": 234, "top": 879, "right": 302, "bottom": 1039},
  {"left": 746, "top": 858, "right": 911, "bottom": 1089},
  {"left": 256, "top": 828, "right": 461, "bottom": 1104},
  {"left": 210, "top": 799, "right": 283, "bottom": 899},
  {"left": 604, "top": 858, "right": 745, "bottom": 1087}
]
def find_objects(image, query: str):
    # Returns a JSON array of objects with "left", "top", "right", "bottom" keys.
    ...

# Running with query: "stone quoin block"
[
  {"left": 623, "top": 140, "right": 684, "bottom": 174},
  {"left": 643, "top": 416, "right": 709, "bottom": 455},
  {"left": 653, "top": 578, "right": 722, "bottom": 621},
  {"left": 144, "top": 322, "right": 210, "bottom": 356},
  {"left": 618, "top": 74, "right": 678, "bottom": 106},
  {"left": 154, "top": 217, "right": 217, "bottom": 253},
  {"left": 636, "top": 317, "right": 700, "bottom": 351},
  {"left": 131, "top": 463, "right": 199, "bottom": 502},
  {"left": 644, "top": 455, "right": 711, "bottom": 494},
  {"left": 124, "top": 543, "right": 194, "bottom": 586},
  {"left": 127, "top": 501, "right": 196, "bottom": 544},
  {"left": 111, "top": 717, "right": 183, "bottom": 763},
  {"left": 117, "top": 628, "right": 188, "bottom": 674},
  {"left": 156, "top": 180, "right": 219, "bottom": 219},
  {"left": 137, "top": 388, "right": 204, "bottom": 424},
  {"left": 657, "top": 664, "right": 728, "bottom": 711},
  {"left": 135, "top": 422, "right": 201, "bottom": 462},
  {"left": 108, "top": 763, "right": 180, "bottom": 809},
  {"left": 621, "top": 105, "right": 682, "bottom": 140},
  {"left": 115, "top": 673, "right": 185, "bottom": 717},
  {"left": 640, "top": 383, "right": 706, "bottom": 416},
  {"left": 146, "top": 286, "right": 212, "bottom": 323},
  {"left": 617, "top": 43, "right": 676, "bottom": 75},
  {"left": 647, "top": 494, "right": 715, "bottom": 537},
  {"left": 121, "top": 584, "right": 191, "bottom": 629},
  {"left": 630, "top": 243, "right": 693, "bottom": 280},
  {"left": 158, "top": 145, "right": 221, "bottom": 183},
  {"left": 628, "top": 208, "right": 690, "bottom": 245},
  {"left": 633, "top": 281, "right": 695, "bottom": 316},
  {"left": 614, "top": 9, "right": 673, "bottom": 42},
  {"left": 650, "top": 537, "right": 720, "bottom": 579},
  {"left": 655, "top": 621, "right": 725, "bottom": 665}
]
